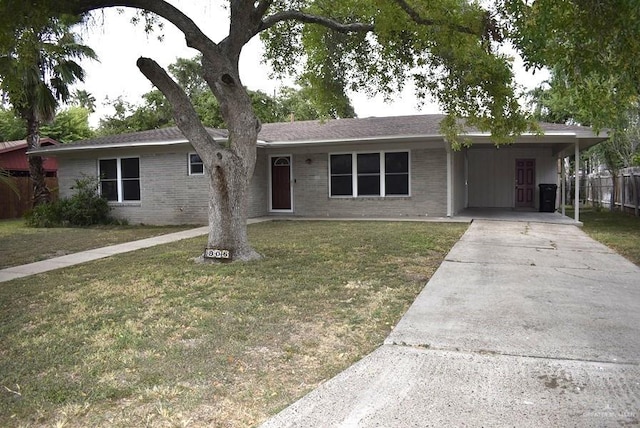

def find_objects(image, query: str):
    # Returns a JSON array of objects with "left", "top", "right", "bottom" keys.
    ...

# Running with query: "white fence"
[{"left": 585, "top": 167, "right": 640, "bottom": 215}]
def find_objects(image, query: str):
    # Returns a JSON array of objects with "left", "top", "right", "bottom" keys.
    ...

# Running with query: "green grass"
[
  {"left": 0, "top": 219, "right": 196, "bottom": 269},
  {"left": 569, "top": 207, "right": 640, "bottom": 266},
  {"left": 0, "top": 220, "right": 467, "bottom": 427}
]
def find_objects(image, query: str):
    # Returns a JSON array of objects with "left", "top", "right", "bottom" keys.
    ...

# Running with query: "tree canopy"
[
  {"left": 41, "top": 106, "right": 94, "bottom": 142},
  {"left": 0, "top": 107, "right": 25, "bottom": 141},
  {"left": 2, "top": 0, "right": 533, "bottom": 142},
  {"left": 260, "top": 0, "right": 532, "bottom": 144},
  {"left": 503, "top": 0, "right": 640, "bottom": 131},
  {"left": 517, "top": 0, "right": 640, "bottom": 174},
  {"left": 0, "top": 15, "right": 95, "bottom": 125},
  {"left": 96, "top": 81, "right": 356, "bottom": 136},
  {"left": 0, "top": 105, "right": 94, "bottom": 143}
]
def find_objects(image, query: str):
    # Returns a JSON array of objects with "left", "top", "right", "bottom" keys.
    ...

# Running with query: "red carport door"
[
  {"left": 515, "top": 159, "right": 535, "bottom": 208},
  {"left": 271, "top": 156, "right": 291, "bottom": 210}
]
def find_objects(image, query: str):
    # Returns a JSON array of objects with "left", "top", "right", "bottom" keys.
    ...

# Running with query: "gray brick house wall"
[
  {"left": 57, "top": 156, "right": 98, "bottom": 197},
  {"left": 248, "top": 149, "right": 268, "bottom": 218},
  {"left": 40, "top": 115, "right": 604, "bottom": 225},
  {"left": 57, "top": 146, "right": 269, "bottom": 225},
  {"left": 265, "top": 144, "right": 448, "bottom": 218}
]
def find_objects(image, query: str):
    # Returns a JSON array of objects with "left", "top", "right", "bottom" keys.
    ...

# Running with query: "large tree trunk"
[
  {"left": 205, "top": 148, "right": 260, "bottom": 262},
  {"left": 137, "top": 57, "right": 262, "bottom": 262},
  {"left": 68, "top": 0, "right": 286, "bottom": 264},
  {"left": 201, "top": 59, "right": 261, "bottom": 262},
  {"left": 25, "top": 117, "right": 50, "bottom": 207}
]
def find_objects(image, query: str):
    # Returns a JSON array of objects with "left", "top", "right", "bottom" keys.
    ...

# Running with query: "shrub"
[
  {"left": 24, "top": 200, "right": 66, "bottom": 228},
  {"left": 25, "top": 176, "right": 120, "bottom": 227}
]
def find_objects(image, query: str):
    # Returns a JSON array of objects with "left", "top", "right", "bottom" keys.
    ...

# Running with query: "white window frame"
[
  {"left": 98, "top": 157, "right": 140, "bottom": 203},
  {"left": 328, "top": 150, "right": 411, "bottom": 198},
  {"left": 188, "top": 152, "right": 205, "bottom": 176}
]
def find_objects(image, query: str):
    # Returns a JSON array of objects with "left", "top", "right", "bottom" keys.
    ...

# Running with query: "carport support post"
[
  {"left": 446, "top": 142, "right": 453, "bottom": 217},
  {"left": 560, "top": 157, "right": 566, "bottom": 217},
  {"left": 575, "top": 140, "right": 580, "bottom": 222}
]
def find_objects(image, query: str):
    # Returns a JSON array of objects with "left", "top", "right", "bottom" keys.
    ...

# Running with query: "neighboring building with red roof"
[{"left": 0, "top": 138, "right": 59, "bottom": 219}]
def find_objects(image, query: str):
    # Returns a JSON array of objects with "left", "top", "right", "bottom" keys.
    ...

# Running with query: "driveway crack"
[{"left": 387, "top": 342, "right": 639, "bottom": 366}]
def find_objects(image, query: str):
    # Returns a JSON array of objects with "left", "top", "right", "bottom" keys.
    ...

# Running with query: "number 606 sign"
[{"left": 204, "top": 248, "right": 231, "bottom": 260}]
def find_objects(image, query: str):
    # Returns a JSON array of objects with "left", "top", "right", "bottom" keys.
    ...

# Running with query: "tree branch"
[
  {"left": 260, "top": 10, "right": 374, "bottom": 34},
  {"left": 69, "top": 0, "right": 222, "bottom": 58},
  {"left": 391, "top": 0, "right": 480, "bottom": 36},
  {"left": 254, "top": 0, "right": 274, "bottom": 19},
  {"left": 259, "top": 2, "right": 482, "bottom": 39},
  {"left": 222, "top": 0, "right": 266, "bottom": 63},
  {"left": 136, "top": 57, "right": 222, "bottom": 166}
]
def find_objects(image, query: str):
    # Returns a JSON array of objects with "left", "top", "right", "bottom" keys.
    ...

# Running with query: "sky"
[{"left": 72, "top": 1, "right": 548, "bottom": 127}]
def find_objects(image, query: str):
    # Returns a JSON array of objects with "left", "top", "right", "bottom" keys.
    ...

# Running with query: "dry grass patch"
[
  {"left": 0, "top": 219, "right": 196, "bottom": 269},
  {"left": 567, "top": 208, "right": 640, "bottom": 266},
  {"left": 0, "top": 220, "right": 467, "bottom": 427}
]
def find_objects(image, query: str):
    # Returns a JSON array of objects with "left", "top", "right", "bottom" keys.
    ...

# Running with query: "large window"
[
  {"left": 384, "top": 152, "right": 410, "bottom": 195},
  {"left": 329, "top": 154, "right": 353, "bottom": 196},
  {"left": 357, "top": 153, "right": 381, "bottom": 196},
  {"left": 329, "top": 151, "right": 409, "bottom": 197},
  {"left": 99, "top": 157, "right": 140, "bottom": 202}
]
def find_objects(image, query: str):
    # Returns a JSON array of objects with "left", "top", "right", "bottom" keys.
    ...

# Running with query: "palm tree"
[
  {"left": 72, "top": 89, "right": 96, "bottom": 113},
  {"left": 0, "top": 16, "right": 96, "bottom": 206}
]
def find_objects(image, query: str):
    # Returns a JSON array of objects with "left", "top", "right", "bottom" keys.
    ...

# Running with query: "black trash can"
[{"left": 539, "top": 184, "right": 557, "bottom": 212}]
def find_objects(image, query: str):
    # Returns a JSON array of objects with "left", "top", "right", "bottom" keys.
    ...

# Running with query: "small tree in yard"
[{"left": 5, "top": 0, "right": 533, "bottom": 261}]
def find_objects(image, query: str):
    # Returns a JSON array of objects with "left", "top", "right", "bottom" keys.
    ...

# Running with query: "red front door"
[
  {"left": 515, "top": 159, "right": 535, "bottom": 208},
  {"left": 271, "top": 156, "right": 292, "bottom": 210}
]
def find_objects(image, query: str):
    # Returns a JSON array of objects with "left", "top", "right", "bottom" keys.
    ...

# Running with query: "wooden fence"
[
  {"left": 0, "top": 176, "right": 59, "bottom": 219},
  {"left": 584, "top": 167, "right": 640, "bottom": 215}
]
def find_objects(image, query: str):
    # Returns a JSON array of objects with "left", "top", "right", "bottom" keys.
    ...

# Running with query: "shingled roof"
[
  {"left": 0, "top": 137, "right": 58, "bottom": 154},
  {"left": 31, "top": 127, "right": 227, "bottom": 152},
  {"left": 258, "top": 114, "right": 448, "bottom": 142},
  {"left": 30, "top": 114, "right": 606, "bottom": 154}
]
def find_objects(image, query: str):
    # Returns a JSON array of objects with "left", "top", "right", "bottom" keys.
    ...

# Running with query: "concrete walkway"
[
  {"left": 260, "top": 220, "right": 640, "bottom": 427},
  {"left": 0, "top": 218, "right": 286, "bottom": 283},
  {"left": 0, "top": 226, "right": 210, "bottom": 283}
]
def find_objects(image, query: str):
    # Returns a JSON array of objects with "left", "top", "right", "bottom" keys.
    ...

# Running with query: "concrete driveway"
[{"left": 260, "top": 220, "right": 640, "bottom": 427}]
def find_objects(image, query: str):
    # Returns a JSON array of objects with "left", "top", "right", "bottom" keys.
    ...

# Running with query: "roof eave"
[
  {"left": 259, "top": 134, "right": 447, "bottom": 148},
  {"left": 28, "top": 139, "right": 195, "bottom": 155},
  {"left": 25, "top": 128, "right": 609, "bottom": 155}
]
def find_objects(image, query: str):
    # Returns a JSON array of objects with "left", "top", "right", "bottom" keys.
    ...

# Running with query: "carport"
[{"left": 446, "top": 124, "right": 609, "bottom": 222}]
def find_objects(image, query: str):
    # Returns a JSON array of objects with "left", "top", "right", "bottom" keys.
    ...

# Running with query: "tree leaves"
[
  {"left": 503, "top": 0, "right": 640, "bottom": 131},
  {"left": 261, "top": 0, "right": 531, "bottom": 144}
]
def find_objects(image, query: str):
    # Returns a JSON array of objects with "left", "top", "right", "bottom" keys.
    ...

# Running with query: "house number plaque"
[{"left": 204, "top": 248, "right": 231, "bottom": 260}]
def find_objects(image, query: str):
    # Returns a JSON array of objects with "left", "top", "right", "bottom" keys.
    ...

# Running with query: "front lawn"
[
  {"left": 0, "top": 219, "right": 196, "bottom": 269},
  {"left": 0, "top": 220, "right": 467, "bottom": 427},
  {"left": 569, "top": 208, "right": 640, "bottom": 266}
]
